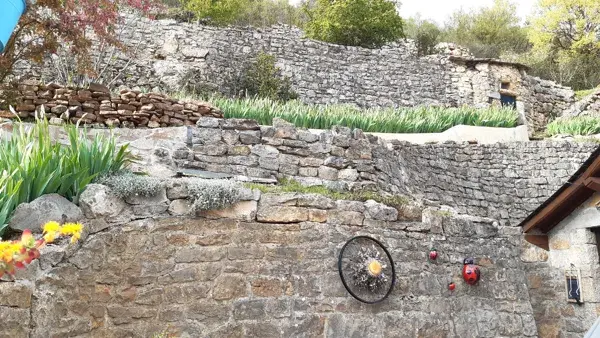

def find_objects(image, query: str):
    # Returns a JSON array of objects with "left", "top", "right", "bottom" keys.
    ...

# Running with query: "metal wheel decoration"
[{"left": 338, "top": 236, "right": 396, "bottom": 304}]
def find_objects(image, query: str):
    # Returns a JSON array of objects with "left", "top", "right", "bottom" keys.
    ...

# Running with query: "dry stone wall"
[
  {"left": 563, "top": 89, "right": 600, "bottom": 118},
  {"left": 12, "top": 12, "right": 579, "bottom": 131},
  {"left": 1, "top": 81, "right": 222, "bottom": 128},
  {"left": 0, "top": 181, "right": 537, "bottom": 337},
  {"left": 176, "top": 117, "right": 597, "bottom": 227}
]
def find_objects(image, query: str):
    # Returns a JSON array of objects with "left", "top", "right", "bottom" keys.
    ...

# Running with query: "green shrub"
[
  {"left": 180, "top": 0, "right": 304, "bottom": 26},
  {"left": 547, "top": 116, "right": 600, "bottom": 136},
  {"left": 304, "top": 0, "right": 405, "bottom": 48},
  {"left": 95, "top": 171, "right": 165, "bottom": 199},
  {"left": 0, "top": 110, "right": 131, "bottom": 236},
  {"left": 575, "top": 88, "right": 599, "bottom": 101},
  {"left": 186, "top": 179, "right": 244, "bottom": 211},
  {"left": 211, "top": 96, "right": 519, "bottom": 133},
  {"left": 241, "top": 52, "right": 297, "bottom": 101}
]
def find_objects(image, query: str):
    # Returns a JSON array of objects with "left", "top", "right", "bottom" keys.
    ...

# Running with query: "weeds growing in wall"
[{"left": 210, "top": 96, "right": 519, "bottom": 133}]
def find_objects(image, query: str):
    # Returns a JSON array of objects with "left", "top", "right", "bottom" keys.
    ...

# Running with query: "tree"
[
  {"left": 444, "top": 0, "right": 529, "bottom": 58},
  {"left": 0, "top": 0, "right": 159, "bottom": 84},
  {"left": 405, "top": 16, "right": 443, "bottom": 56},
  {"left": 180, "top": 0, "right": 305, "bottom": 27},
  {"left": 304, "top": 0, "right": 405, "bottom": 48},
  {"left": 526, "top": 0, "right": 600, "bottom": 89}
]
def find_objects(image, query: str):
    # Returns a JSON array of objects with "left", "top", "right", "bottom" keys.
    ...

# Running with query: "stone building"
[{"left": 521, "top": 147, "right": 600, "bottom": 336}]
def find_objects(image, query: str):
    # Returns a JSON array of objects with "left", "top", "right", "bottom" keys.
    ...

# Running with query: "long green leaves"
[
  {"left": 0, "top": 112, "right": 131, "bottom": 236},
  {"left": 212, "top": 96, "right": 519, "bottom": 133},
  {"left": 547, "top": 117, "right": 600, "bottom": 136}
]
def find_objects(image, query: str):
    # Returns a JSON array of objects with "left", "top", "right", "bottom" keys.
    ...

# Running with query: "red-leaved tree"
[{"left": 0, "top": 0, "right": 160, "bottom": 84}]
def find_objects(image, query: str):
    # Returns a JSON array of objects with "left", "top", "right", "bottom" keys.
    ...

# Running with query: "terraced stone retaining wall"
[{"left": 0, "top": 182, "right": 536, "bottom": 337}]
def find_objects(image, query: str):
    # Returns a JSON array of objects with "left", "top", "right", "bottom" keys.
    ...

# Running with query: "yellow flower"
[
  {"left": 43, "top": 232, "right": 57, "bottom": 243},
  {"left": 70, "top": 232, "right": 81, "bottom": 244},
  {"left": 60, "top": 223, "right": 83, "bottom": 236},
  {"left": 43, "top": 221, "right": 61, "bottom": 234}
]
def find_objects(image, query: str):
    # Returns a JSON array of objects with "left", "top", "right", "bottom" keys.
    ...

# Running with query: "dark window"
[
  {"left": 566, "top": 276, "right": 581, "bottom": 302},
  {"left": 501, "top": 82, "right": 510, "bottom": 89},
  {"left": 500, "top": 94, "right": 516, "bottom": 109}
]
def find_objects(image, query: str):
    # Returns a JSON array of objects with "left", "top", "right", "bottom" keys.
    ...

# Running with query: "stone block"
[
  {"left": 168, "top": 199, "right": 193, "bottom": 215},
  {"left": 228, "top": 145, "right": 251, "bottom": 156},
  {"left": 251, "top": 278, "right": 284, "bottom": 297},
  {"left": 222, "top": 130, "right": 240, "bottom": 145},
  {"left": 299, "top": 167, "right": 318, "bottom": 177},
  {"left": 194, "top": 128, "right": 222, "bottom": 144},
  {"left": 318, "top": 166, "right": 338, "bottom": 180},
  {"left": 9, "top": 194, "right": 83, "bottom": 232},
  {"left": 198, "top": 201, "right": 258, "bottom": 222},
  {"left": 328, "top": 210, "right": 364, "bottom": 225},
  {"left": 297, "top": 194, "right": 335, "bottom": 209},
  {"left": 192, "top": 143, "right": 228, "bottom": 156},
  {"left": 364, "top": 200, "right": 398, "bottom": 221},
  {"left": 222, "top": 118, "right": 260, "bottom": 130},
  {"left": 257, "top": 206, "right": 308, "bottom": 223},
  {"left": 233, "top": 299, "right": 266, "bottom": 320},
  {"left": 338, "top": 168, "right": 359, "bottom": 181},
  {"left": 79, "top": 184, "right": 126, "bottom": 219},
  {"left": 213, "top": 275, "right": 247, "bottom": 300},
  {"left": 239, "top": 130, "right": 261, "bottom": 144},
  {"left": 0, "top": 283, "right": 32, "bottom": 308},
  {"left": 308, "top": 209, "right": 328, "bottom": 223},
  {"left": 196, "top": 117, "right": 221, "bottom": 128},
  {"left": 251, "top": 144, "right": 279, "bottom": 158}
]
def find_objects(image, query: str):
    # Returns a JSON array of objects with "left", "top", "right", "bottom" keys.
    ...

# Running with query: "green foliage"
[
  {"left": 180, "top": 0, "right": 304, "bottom": 26},
  {"left": 0, "top": 110, "right": 131, "bottom": 236},
  {"left": 186, "top": 179, "right": 244, "bottom": 211},
  {"left": 304, "top": 0, "right": 405, "bottom": 48},
  {"left": 405, "top": 17, "right": 443, "bottom": 56},
  {"left": 241, "top": 52, "right": 297, "bottom": 101},
  {"left": 524, "top": 0, "right": 600, "bottom": 90},
  {"left": 444, "top": 0, "right": 529, "bottom": 58},
  {"left": 95, "top": 171, "right": 165, "bottom": 199},
  {"left": 211, "top": 96, "right": 519, "bottom": 133},
  {"left": 245, "top": 178, "right": 410, "bottom": 208},
  {"left": 575, "top": 88, "right": 599, "bottom": 101},
  {"left": 546, "top": 117, "right": 600, "bottom": 136}
]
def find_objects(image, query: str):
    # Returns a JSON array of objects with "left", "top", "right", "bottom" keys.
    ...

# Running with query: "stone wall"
[
  {"left": 563, "top": 89, "right": 600, "bottom": 118},
  {"left": 1, "top": 81, "right": 222, "bottom": 128},
  {"left": 11, "top": 13, "right": 576, "bottom": 131},
  {"left": 177, "top": 117, "right": 597, "bottom": 228},
  {"left": 0, "top": 181, "right": 537, "bottom": 337},
  {"left": 527, "top": 77, "right": 576, "bottom": 130}
]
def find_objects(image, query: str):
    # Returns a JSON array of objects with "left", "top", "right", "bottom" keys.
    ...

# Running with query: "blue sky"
[{"left": 397, "top": 0, "right": 537, "bottom": 25}]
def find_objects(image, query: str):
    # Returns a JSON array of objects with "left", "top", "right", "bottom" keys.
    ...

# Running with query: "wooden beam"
[
  {"left": 524, "top": 234, "right": 549, "bottom": 251},
  {"left": 584, "top": 177, "right": 600, "bottom": 192},
  {"left": 522, "top": 152, "right": 600, "bottom": 234}
]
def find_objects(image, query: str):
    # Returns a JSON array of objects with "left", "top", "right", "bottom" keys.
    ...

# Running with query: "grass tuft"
[
  {"left": 205, "top": 96, "right": 519, "bottom": 134},
  {"left": 245, "top": 178, "right": 410, "bottom": 208},
  {"left": 547, "top": 116, "right": 600, "bottom": 136}
]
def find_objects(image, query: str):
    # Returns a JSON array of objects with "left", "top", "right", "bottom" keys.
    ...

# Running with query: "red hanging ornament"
[
  {"left": 448, "top": 282, "right": 456, "bottom": 291},
  {"left": 462, "top": 258, "right": 481, "bottom": 285},
  {"left": 428, "top": 248, "right": 438, "bottom": 261}
]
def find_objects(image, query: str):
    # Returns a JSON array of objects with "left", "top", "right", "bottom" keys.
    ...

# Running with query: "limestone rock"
[
  {"left": 79, "top": 184, "right": 127, "bottom": 219},
  {"left": 364, "top": 200, "right": 398, "bottom": 221},
  {"left": 9, "top": 194, "right": 83, "bottom": 233}
]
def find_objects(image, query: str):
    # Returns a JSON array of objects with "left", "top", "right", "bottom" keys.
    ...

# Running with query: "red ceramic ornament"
[
  {"left": 462, "top": 258, "right": 481, "bottom": 285},
  {"left": 448, "top": 282, "right": 456, "bottom": 291},
  {"left": 428, "top": 248, "right": 438, "bottom": 261}
]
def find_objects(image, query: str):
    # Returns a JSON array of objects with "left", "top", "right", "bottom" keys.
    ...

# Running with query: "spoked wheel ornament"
[{"left": 338, "top": 236, "right": 396, "bottom": 304}]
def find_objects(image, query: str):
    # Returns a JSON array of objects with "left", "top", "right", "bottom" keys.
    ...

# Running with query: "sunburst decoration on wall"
[{"left": 338, "top": 236, "right": 395, "bottom": 304}]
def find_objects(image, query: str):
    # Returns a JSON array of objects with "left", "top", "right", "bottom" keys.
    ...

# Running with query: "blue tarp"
[{"left": 0, "top": 0, "right": 26, "bottom": 53}]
